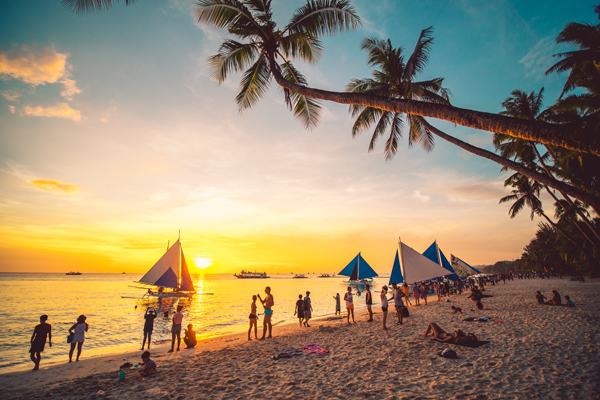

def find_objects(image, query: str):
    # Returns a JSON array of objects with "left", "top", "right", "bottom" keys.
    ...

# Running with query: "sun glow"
[{"left": 193, "top": 257, "right": 213, "bottom": 270}]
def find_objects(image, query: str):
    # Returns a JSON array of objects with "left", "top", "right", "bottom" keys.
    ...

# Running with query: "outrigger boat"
[
  {"left": 339, "top": 252, "right": 378, "bottom": 289},
  {"left": 318, "top": 273, "right": 335, "bottom": 278},
  {"left": 129, "top": 234, "right": 196, "bottom": 299}
]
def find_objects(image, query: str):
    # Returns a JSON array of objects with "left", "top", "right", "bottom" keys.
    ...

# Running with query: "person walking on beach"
[
  {"left": 30, "top": 314, "right": 52, "bottom": 371},
  {"left": 168, "top": 305, "right": 184, "bottom": 352},
  {"left": 249, "top": 295, "right": 259, "bottom": 340},
  {"left": 258, "top": 286, "right": 274, "bottom": 339},
  {"left": 141, "top": 307, "right": 156, "bottom": 350},
  {"left": 294, "top": 294, "right": 305, "bottom": 327},
  {"left": 344, "top": 286, "right": 355, "bottom": 324},
  {"left": 334, "top": 293, "right": 341, "bottom": 315},
  {"left": 402, "top": 283, "right": 412, "bottom": 306},
  {"left": 390, "top": 282, "right": 404, "bottom": 325},
  {"left": 303, "top": 291, "right": 313, "bottom": 327},
  {"left": 380, "top": 286, "right": 389, "bottom": 330},
  {"left": 68, "top": 315, "right": 88, "bottom": 362},
  {"left": 365, "top": 284, "right": 373, "bottom": 322}
]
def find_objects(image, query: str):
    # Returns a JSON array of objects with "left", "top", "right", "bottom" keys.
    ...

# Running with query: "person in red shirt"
[{"left": 30, "top": 315, "right": 52, "bottom": 371}]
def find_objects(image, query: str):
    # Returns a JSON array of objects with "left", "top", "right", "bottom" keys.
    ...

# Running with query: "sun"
[{"left": 193, "top": 257, "right": 213, "bottom": 270}]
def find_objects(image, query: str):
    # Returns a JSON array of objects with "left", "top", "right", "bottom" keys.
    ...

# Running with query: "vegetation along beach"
[{"left": 1, "top": 0, "right": 599, "bottom": 399}]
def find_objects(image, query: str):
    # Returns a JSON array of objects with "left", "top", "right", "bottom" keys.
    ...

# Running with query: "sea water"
[{"left": 0, "top": 273, "right": 385, "bottom": 373}]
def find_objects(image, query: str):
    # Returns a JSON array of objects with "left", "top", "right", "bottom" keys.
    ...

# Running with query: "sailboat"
[
  {"left": 131, "top": 235, "right": 195, "bottom": 298},
  {"left": 338, "top": 252, "right": 378, "bottom": 288},
  {"left": 422, "top": 241, "right": 460, "bottom": 281},
  {"left": 450, "top": 254, "right": 481, "bottom": 277},
  {"left": 388, "top": 238, "right": 452, "bottom": 285}
]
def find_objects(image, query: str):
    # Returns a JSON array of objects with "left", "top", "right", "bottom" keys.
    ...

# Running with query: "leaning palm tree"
[{"left": 346, "top": 30, "right": 451, "bottom": 160}]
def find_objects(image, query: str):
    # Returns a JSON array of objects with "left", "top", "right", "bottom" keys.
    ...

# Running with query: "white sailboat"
[
  {"left": 389, "top": 238, "right": 452, "bottom": 285},
  {"left": 131, "top": 235, "right": 196, "bottom": 298}
]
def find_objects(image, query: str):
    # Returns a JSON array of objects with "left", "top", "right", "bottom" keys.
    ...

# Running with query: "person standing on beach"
[
  {"left": 169, "top": 305, "right": 184, "bottom": 352},
  {"left": 421, "top": 283, "right": 428, "bottom": 305},
  {"left": 258, "top": 286, "right": 274, "bottom": 339},
  {"left": 141, "top": 307, "right": 156, "bottom": 350},
  {"left": 303, "top": 291, "right": 313, "bottom": 327},
  {"left": 249, "top": 295, "right": 259, "bottom": 340},
  {"left": 69, "top": 315, "right": 88, "bottom": 362},
  {"left": 365, "top": 284, "right": 373, "bottom": 322},
  {"left": 294, "top": 294, "right": 305, "bottom": 327},
  {"left": 402, "top": 283, "right": 412, "bottom": 306},
  {"left": 344, "top": 286, "right": 355, "bottom": 324},
  {"left": 334, "top": 293, "right": 341, "bottom": 315},
  {"left": 390, "top": 282, "right": 404, "bottom": 325},
  {"left": 413, "top": 282, "right": 421, "bottom": 305},
  {"left": 30, "top": 314, "right": 52, "bottom": 371},
  {"left": 380, "top": 286, "right": 389, "bottom": 330}
]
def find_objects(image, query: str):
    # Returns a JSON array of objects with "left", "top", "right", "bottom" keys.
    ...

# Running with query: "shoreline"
[{"left": 3, "top": 278, "right": 599, "bottom": 399}]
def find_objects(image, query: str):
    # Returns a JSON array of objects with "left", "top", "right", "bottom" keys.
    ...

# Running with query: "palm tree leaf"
[
  {"left": 285, "top": 0, "right": 361, "bottom": 37},
  {"left": 62, "top": 0, "right": 135, "bottom": 14},
  {"left": 194, "top": 0, "right": 264, "bottom": 36},
  {"left": 235, "top": 55, "right": 272, "bottom": 110},
  {"left": 351, "top": 106, "right": 384, "bottom": 137},
  {"left": 405, "top": 26, "right": 434, "bottom": 80},
  {"left": 279, "top": 60, "right": 321, "bottom": 128},
  {"left": 383, "top": 113, "right": 403, "bottom": 160},
  {"left": 410, "top": 115, "right": 434, "bottom": 152},
  {"left": 280, "top": 32, "right": 323, "bottom": 63},
  {"left": 209, "top": 40, "right": 261, "bottom": 83}
]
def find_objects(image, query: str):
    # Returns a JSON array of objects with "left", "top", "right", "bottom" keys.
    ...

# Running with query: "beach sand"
[{"left": 2, "top": 278, "right": 599, "bottom": 399}]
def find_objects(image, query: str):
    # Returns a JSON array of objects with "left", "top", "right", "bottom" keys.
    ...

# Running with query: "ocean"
[{"left": 0, "top": 273, "right": 385, "bottom": 373}]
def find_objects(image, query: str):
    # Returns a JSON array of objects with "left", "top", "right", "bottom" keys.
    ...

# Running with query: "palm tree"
[
  {"left": 345, "top": 30, "right": 450, "bottom": 160},
  {"left": 63, "top": 0, "right": 600, "bottom": 155},
  {"left": 63, "top": 0, "right": 136, "bottom": 13}
]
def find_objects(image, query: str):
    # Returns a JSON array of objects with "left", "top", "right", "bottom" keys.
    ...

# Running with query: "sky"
[{"left": 0, "top": 0, "right": 596, "bottom": 274}]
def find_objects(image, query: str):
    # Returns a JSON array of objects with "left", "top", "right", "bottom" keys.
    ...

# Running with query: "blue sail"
[
  {"left": 439, "top": 250, "right": 460, "bottom": 280},
  {"left": 422, "top": 242, "right": 439, "bottom": 264},
  {"left": 339, "top": 253, "right": 379, "bottom": 280},
  {"left": 388, "top": 249, "right": 403, "bottom": 285},
  {"left": 422, "top": 241, "right": 460, "bottom": 281}
]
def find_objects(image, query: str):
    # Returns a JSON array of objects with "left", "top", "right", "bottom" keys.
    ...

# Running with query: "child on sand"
[
  {"left": 565, "top": 295, "right": 575, "bottom": 307},
  {"left": 30, "top": 315, "right": 52, "bottom": 371},
  {"left": 183, "top": 324, "right": 197, "bottom": 348},
  {"left": 249, "top": 295, "right": 259, "bottom": 340},
  {"left": 451, "top": 306, "right": 462, "bottom": 314},
  {"left": 139, "top": 351, "right": 157, "bottom": 377},
  {"left": 536, "top": 291, "right": 546, "bottom": 304}
]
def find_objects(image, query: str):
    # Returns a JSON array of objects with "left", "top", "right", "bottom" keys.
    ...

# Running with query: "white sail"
[
  {"left": 138, "top": 239, "right": 181, "bottom": 289},
  {"left": 399, "top": 240, "right": 452, "bottom": 284}
]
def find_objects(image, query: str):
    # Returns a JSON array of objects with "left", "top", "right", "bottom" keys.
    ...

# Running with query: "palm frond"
[
  {"left": 383, "top": 113, "right": 403, "bottom": 160},
  {"left": 409, "top": 115, "right": 434, "bottom": 152},
  {"left": 235, "top": 55, "right": 272, "bottom": 110},
  {"left": 405, "top": 26, "right": 434, "bottom": 80},
  {"left": 351, "top": 106, "right": 384, "bottom": 137},
  {"left": 285, "top": 0, "right": 361, "bottom": 37},
  {"left": 194, "top": 0, "right": 263, "bottom": 35},
  {"left": 280, "top": 32, "right": 323, "bottom": 63},
  {"left": 208, "top": 40, "right": 261, "bottom": 83},
  {"left": 279, "top": 60, "right": 321, "bottom": 128},
  {"left": 62, "top": 0, "right": 135, "bottom": 14}
]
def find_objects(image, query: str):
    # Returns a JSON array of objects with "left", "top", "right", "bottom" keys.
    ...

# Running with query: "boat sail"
[
  {"left": 388, "top": 238, "right": 451, "bottom": 285},
  {"left": 422, "top": 241, "right": 460, "bottom": 281},
  {"left": 450, "top": 254, "right": 481, "bottom": 277},
  {"left": 135, "top": 237, "right": 195, "bottom": 298},
  {"left": 339, "top": 252, "right": 378, "bottom": 287}
]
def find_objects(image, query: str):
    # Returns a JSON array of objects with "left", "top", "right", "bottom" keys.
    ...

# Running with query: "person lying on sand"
[
  {"left": 424, "top": 322, "right": 476, "bottom": 344},
  {"left": 139, "top": 351, "right": 157, "bottom": 377}
]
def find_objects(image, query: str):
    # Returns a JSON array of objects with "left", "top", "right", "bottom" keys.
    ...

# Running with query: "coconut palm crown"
[
  {"left": 194, "top": 0, "right": 360, "bottom": 128},
  {"left": 345, "top": 28, "right": 451, "bottom": 160}
]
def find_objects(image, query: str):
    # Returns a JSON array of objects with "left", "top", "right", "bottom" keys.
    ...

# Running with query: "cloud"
[
  {"left": 8, "top": 105, "right": 15, "bottom": 114},
  {"left": 412, "top": 190, "right": 430, "bottom": 202},
  {"left": 2, "top": 90, "right": 19, "bottom": 101},
  {"left": 0, "top": 46, "right": 81, "bottom": 99},
  {"left": 518, "top": 36, "right": 559, "bottom": 80},
  {"left": 30, "top": 179, "right": 78, "bottom": 194},
  {"left": 22, "top": 103, "right": 81, "bottom": 121}
]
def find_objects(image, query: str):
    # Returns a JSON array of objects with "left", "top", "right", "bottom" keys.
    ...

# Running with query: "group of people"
[
  {"left": 294, "top": 291, "right": 313, "bottom": 328},
  {"left": 536, "top": 290, "right": 575, "bottom": 307},
  {"left": 247, "top": 287, "right": 274, "bottom": 341}
]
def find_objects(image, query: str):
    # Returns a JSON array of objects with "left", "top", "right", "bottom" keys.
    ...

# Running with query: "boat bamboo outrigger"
[
  {"left": 339, "top": 252, "right": 378, "bottom": 288},
  {"left": 129, "top": 233, "right": 196, "bottom": 298}
]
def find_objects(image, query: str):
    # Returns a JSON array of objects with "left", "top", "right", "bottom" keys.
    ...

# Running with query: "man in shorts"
[
  {"left": 142, "top": 307, "right": 156, "bottom": 350},
  {"left": 365, "top": 284, "right": 373, "bottom": 322},
  {"left": 258, "top": 286, "right": 274, "bottom": 339},
  {"left": 168, "top": 305, "right": 184, "bottom": 352},
  {"left": 391, "top": 282, "right": 404, "bottom": 325},
  {"left": 30, "top": 314, "right": 52, "bottom": 371}
]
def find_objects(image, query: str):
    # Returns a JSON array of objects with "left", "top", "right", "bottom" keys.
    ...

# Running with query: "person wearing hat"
[
  {"left": 303, "top": 291, "right": 313, "bottom": 327},
  {"left": 30, "top": 314, "right": 52, "bottom": 370},
  {"left": 69, "top": 315, "right": 89, "bottom": 362},
  {"left": 142, "top": 307, "right": 157, "bottom": 350}
]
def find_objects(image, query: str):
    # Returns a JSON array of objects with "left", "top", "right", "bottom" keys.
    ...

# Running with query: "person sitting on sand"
[
  {"left": 344, "top": 286, "right": 355, "bottom": 324},
  {"left": 564, "top": 295, "right": 575, "bottom": 308},
  {"left": 451, "top": 306, "right": 462, "bottom": 314},
  {"left": 69, "top": 315, "right": 88, "bottom": 363},
  {"left": 333, "top": 293, "right": 341, "bottom": 316},
  {"left": 546, "top": 290, "right": 562, "bottom": 305},
  {"left": 183, "top": 324, "right": 197, "bottom": 348},
  {"left": 293, "top": 294, "right": 304, "bottom": 327},
  {"left": 248, "top": 295, "right": 259, "bottom": 340},
  {"left": 30, "top": 314, "right": 52, "bottom": 371},
  {"left": 258, "top": 286, "right": 274, "bottom": 339},
  {"left": 139, "top": 351, "right": 157, "bottom": 377},
  {"left": 536, "top": 291, "right": 546, "bottom": 304},
  {"left": 380, "top": 285, "right": 389, "bottom": 330}
]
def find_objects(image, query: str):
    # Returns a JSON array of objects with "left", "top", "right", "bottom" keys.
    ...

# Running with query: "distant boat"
[
  {"left": 293, "top": 274, "right": 308, "bottom": 278},
  {"left": 66, "top": 272, "right": 82, "bottom": 275},
  {"left": 129, "top": 234, "right": 196, "bottom": 298},
  {"left": 318, "top": 273, "right": 335, "bottom": 278},
  {"left": 122, "top": 272, "right": 126, "bottom": 274},
  {"left": 339, "top": 252, "right": 378, "bottom": 288},
  {"left": 234, "top": 270, "right": 270, "bottom": 279}
]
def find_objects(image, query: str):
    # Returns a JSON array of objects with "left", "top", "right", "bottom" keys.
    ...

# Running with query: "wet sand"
[{"left": 2, "top": 278, "right": 599, "bottom": 399}]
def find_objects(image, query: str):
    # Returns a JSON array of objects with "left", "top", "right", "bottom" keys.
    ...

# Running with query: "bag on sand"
[
  {"left": 401, "top": 306, "right": 409, "bottom": 318},
  {"left": 440, "top": 348, "right": 458, "bottom": 359}
]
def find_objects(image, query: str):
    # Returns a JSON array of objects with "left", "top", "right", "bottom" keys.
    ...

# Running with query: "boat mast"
[{"left": 177, "top": 230, "right": 181, "bottom": 290}]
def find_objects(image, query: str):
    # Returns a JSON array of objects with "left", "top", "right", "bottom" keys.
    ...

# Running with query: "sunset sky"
[{"left": 0, "top": 0, "right": 595, "bottom": 274}]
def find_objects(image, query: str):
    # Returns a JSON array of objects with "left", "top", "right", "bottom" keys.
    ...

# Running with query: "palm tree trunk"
[
  {"left": 267, "top": 58, "right": 600, "bottom": 156},
  {"left": 416, "top": 118, "right": 600, "bottom": 211}
]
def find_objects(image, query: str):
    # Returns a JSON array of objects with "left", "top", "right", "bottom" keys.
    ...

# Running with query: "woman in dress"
[{"left": 69, "top": 315, "right": 89, "bottom": 362}]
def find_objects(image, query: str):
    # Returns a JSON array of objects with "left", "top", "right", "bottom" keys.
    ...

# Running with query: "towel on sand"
[{"left": 302, "top": 344, "right": 330, "bottom": 354}]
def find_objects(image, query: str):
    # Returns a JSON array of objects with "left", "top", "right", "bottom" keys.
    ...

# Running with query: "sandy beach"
[{"left": 2, "top": 278, "right": 599, "bottom": 400}]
